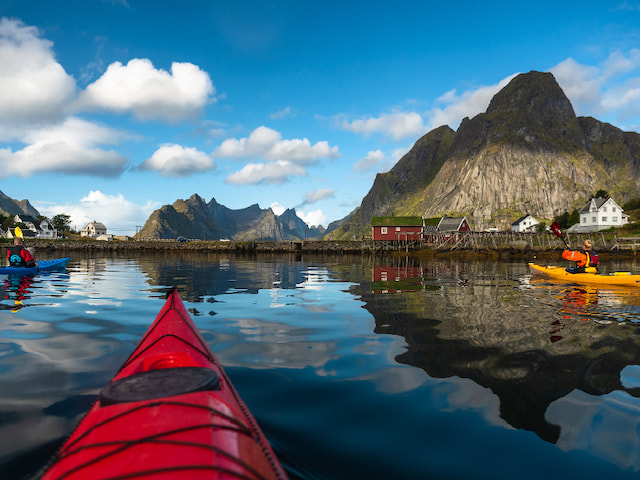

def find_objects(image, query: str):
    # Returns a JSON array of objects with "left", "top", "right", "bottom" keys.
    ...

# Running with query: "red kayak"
[{"left": 40, "top": 288, "right": 288, "bottom": 480}]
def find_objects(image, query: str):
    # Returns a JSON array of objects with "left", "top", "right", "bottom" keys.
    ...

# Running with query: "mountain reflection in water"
[{"left": 362, "top": 256, "right": 640, "bottom": 447}]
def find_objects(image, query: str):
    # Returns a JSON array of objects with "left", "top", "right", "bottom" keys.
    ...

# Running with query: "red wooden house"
[{"left": 371, "top": 217, "right": 424, "bottom": 241}]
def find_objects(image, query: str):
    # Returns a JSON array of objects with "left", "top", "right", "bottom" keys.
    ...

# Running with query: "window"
[
  {"left": 381, "top": 227, "right": 387, "bottom": 234},
  {"left": 613, "top": 216, "right": 618, "bottom": 222},
  {"left": 581, "top": 216, "right": 586, "bottom": 223},
  {"left": 396, "top": 227, "right": 401, "bottom": 232},
  {"left": 592, "top": 216, "right": 597, "bottom": 223},
  {"left": 601, "top": 217, "right": 607, "bottom": 222},
  {"left": 603, "top": 207, "right": 608, "bottom": 212}
]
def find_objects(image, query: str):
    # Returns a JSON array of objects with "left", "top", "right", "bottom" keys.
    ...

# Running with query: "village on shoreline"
[{"left": 6, "top": 229, "right": 640, "bottom": 261}]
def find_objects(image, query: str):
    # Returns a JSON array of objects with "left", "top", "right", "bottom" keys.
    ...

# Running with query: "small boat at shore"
[
  {"left": 38, "top": 287, "right": 288, "bottom": 480},
  {"left": 529, "top": 262, "right": 640, "bottom": 287}
]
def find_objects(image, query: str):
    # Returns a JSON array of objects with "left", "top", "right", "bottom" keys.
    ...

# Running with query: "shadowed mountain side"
[
  {"left": 0, "top": 190, "right": 40, "bottom": 218},
  {"left": 135, "top": 194, "right": 325, "bottom": 241}
]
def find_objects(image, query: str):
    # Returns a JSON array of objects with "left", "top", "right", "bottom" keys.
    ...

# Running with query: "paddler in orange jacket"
[{"left": 562, "top": 239, "right": 598, "bottom": 274}]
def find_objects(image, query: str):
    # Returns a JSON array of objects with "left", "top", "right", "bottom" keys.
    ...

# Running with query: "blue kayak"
[{"left": 0, "top": 257, "right": 70, "bottom": 274}]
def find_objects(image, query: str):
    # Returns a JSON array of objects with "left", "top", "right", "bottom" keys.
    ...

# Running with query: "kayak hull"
[
  {"left": 40, "top": 288, "right": 287, "bottom": 480},
  {"left": 0, "top": 257, "right": 70, "bottom": 275},
  {"left": 529, "top": 262, "right": 640, "bottom": 287}
]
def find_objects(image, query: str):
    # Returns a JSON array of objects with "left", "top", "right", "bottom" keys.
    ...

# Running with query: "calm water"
[{"left": 3, "top": 252, "right": 640, "bottom": 479}]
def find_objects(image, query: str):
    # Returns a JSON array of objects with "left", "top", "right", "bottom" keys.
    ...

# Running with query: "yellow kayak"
[{"left": 529, "top": 263, "right": 640, "bottom": 287}]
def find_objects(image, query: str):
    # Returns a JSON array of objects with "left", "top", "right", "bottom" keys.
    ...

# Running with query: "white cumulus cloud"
[
  {"left": 270, "top": 201, "right": 287, "bottom": 215},
  {"left": 551, "top": 49, "right": 640, "bottom": 129},
  {"left": 225, "top": 160, "right": 307, "bottom": 185},
  {"left": 76, "top": 58, "right": 215, "bottom": 122},
  {"left": 139, "top": 144, "right": 215, "bottom": 177},
  {"left": 0, "top": 117, "right": 129, "bottom": 178},
  {"left": 297, "top": 209, "right": 327, "bottom": 227},
  {"left": 354, "top": 150, "right": 385, "bottom": 172},
  {"left": 303, "top": 189, "right": 335, "bottom": 204},
  {"left": 340, "top": 112, "right": 426, "bottom": 140},
  {"left": 36, "top": 190, "right": 159, "bottom": 235},
  {"left": 0, "top": 18, "right": 76, "bottom": 124},
  {"left": 267, "top": 138, "right": 337, "bottom": 164},
  {"left": 425, "top": 75, "right": 516, "bottom": 131},
  {"left": 216, "top": 126, "right": 339, "bottom": 164},
  {"left": 216, "top": 126, "right": 283, "bottom": 158}
]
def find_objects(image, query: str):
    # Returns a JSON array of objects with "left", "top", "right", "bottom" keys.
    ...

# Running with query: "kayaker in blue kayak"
[
  {"left": 562, "top": 239, "right": 598, "bottom": 274},
  {"left": 6, "top": 236, "right": 38, "bottom": 268}
]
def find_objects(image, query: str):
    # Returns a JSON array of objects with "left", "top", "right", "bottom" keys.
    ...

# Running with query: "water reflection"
[
  {"left": 360, "top": 257, "right": 640, "bottom": 449},
  {"left": 4, "top": 253, "right": 640, "bottom": 478},
  {"left": 136, "top": 252, "right": 640, "bottom": 454}
]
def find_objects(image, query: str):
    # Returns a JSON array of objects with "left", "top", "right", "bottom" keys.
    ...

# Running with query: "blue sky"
[{"left": 1, "top": 0, "right": 640, "bottom": 235}]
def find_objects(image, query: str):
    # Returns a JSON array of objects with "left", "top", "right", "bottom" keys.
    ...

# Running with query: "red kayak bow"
[{"left": 40, "top": 288, "right": 287, "bottom": 480}]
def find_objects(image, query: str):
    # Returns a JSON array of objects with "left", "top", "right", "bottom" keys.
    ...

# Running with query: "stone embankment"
[
  {"left": 6, "top": 231, "right": 637, "bottom": 259},
  {"left": 22, "top": 239, "right": 374, "bottom": 254}
]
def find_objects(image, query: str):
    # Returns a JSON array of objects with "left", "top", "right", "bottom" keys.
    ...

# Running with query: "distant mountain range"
[
  {"left": 135, "top": 194, "right": 326, "bottom": 241},
  {"left": 5, "top": 70, "right": 640, "bottom": 241},
  {"left": 326, "top": 71, "right": 640, "bottom": 239}
]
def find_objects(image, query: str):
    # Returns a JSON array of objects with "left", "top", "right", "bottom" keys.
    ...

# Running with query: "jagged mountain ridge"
[
  {"left": 136, "top": 194, "right": 324, "bottom": 240},
  {"left": 327, "top": 71, "right": 640, "bottom": 238},
  {"left": 0, "top": 190, "right": 40, "bottom": 218}
]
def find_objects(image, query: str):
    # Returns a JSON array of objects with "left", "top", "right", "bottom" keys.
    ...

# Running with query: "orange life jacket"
[{"left": 562, "top": 249, "right": 598, "bottom": 268}]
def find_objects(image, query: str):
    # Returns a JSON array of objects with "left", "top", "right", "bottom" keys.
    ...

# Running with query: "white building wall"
[{"left": 579, "top": 198, "right": 628, "bottom": 231}]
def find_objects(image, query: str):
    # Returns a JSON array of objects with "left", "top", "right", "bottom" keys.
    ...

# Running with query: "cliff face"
[
  {"left": 328, "top": 71, "right": 640, "bottom": 238},
  {"left": 136, "top": 194, "right": 324, "bottom": 240},
  {"left": 0, "top": 190, "right": 40, "bottom": 217}
]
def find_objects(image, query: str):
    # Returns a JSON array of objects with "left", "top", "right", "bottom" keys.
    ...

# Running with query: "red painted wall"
[{"left": 372, "top": 225, "right": 423, "bottom": 241}]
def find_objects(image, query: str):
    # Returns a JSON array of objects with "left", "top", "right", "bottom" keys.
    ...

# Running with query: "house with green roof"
[{"left": 371, "top": 215, "right": 471, "bottom": 242}]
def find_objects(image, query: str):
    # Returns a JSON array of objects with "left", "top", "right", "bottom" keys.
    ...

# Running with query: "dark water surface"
[{"left": 3, "top": 252, "right": 640, "bottom": 479}]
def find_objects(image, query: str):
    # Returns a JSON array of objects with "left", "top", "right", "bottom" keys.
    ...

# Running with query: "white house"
[
  {"left": 11, "top": 215, "right": 58, "bottom": 239},
  {"left": 81, "top": 221, "right": 108, "bottom": 238},
  {"left": 13, "top": 214, "right": 37, "bottom": 232},
  {"left": 36, "top": 218, "right": 58, "bottom": 239},
  {"left": 568, "top": 197, "right": 629, "bottom": 232},
  {"left": 511, "top": 215, "right": 540, "bottom": 232}
]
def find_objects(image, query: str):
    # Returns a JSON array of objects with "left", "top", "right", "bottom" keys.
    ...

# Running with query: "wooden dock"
[{"left": 373, "top": 230, "right": 636, "bottom": 252}]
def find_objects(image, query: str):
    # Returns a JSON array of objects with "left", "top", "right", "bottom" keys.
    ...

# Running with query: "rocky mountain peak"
[
  {"left": 486, "top": 71, "right": 576, "bottom": 122},
  {"left": 453, "top": 71, "right": 586, "bottom": 155},
  {"left": 136, "top": 195, "right": 325, "bottom": 240}
]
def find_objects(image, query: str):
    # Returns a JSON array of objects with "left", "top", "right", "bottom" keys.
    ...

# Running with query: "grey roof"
[
  {"left": 578, "top": 197, "right": 608, "bottom": 213},
  {"left": 437, "top": 216, "right": 467, "bottom": 232},
  {"left": 15, "top": 215, "right": 37, "bottom": 224},
  {"left": 84, "top": 222, "right": 107, "bottom": 229},
  {"left": 511, "top": 215, "right": 534, "bottom": 226}
]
